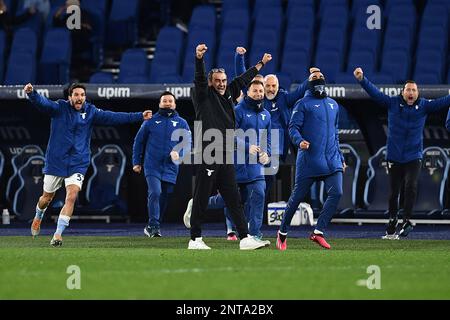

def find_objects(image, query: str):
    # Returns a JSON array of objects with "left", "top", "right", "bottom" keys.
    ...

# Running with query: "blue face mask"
[{"left": 309, "top": 78, "right": 327, "bottom": 99}]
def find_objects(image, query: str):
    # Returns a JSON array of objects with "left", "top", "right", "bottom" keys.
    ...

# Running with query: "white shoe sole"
[{"left": 381, "top": 234, "right": 399, "bottom": 240}]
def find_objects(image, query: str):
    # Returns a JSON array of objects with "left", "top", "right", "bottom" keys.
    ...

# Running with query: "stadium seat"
[
  {"left": 414, "top": 50, "right": 445, "bottom": 83},
  {"left": 0, "top": 31, "right": 5, "bottom": 83},
  {"left": 5, "top": 145, "right": 44, "bottom": 205},
  {"left": 275, "top": 72, "right": 292, "bottom": 90},
  {"left": 249, "top": 29, "right": 280, "bottom": 75},
  {"left": 346, "top": 50, "right": 375, "bottom": 75},
  {"left": 286, "top": 5, "right": 314, "bottom": 30},
  {"left": 415, "top": 147, "right": 449, "bottom": 216},
  {"left": 106, "top": 0, "right": 139, "bottom": 47},
  {"left": 364, "top": 146, "right": 389, "bottom": 212},
  {"left": 221, "top": 8, "right": 250, "bottom": 34},
  {"left": 84, "top": 145, "right": 127, "bottom": 215},
  {"left": 334, "top": 72, "right": 357, "bottom": 84},
  {"left": 154, "top": 27, "right": 185, "bottom": 61},
  {"left": 10, "top": 27, "right": 38, "bottom": 56},
  {"left": 118, "top": 48, "right": 149, "bottom": 84},
  {"left": 417, "top": 26, "right": 448, "bottom": 54},
  {"left": 321, "top": 5, "right": 349, "bottom": 29},
  {"left": 89, "top": 72, "right": 115, "bottom": 84},
  {"left": 216, "top": 50, "right": 238, "bottom": 78},
  {"left": 83, "top": 0, "right": 108, "bottom": 66},
  {"left": 386, "top": 5, "right": 417, "bottom": 31},
  {"left": 316, "top": 26, "right": 347, "bottom": 59},
  {"left": 385, "top": 0, "right": 415, "bottom": 13},
  {"left": 318, "top": 0, "right": 348, "bottom": 17},
  {"left": 320, "top": 144, "right": 361, "bottom": 215},
  {"left": 280, "top": 50, "right": 308, "bottom": 83},
  {"left": 287, "top": 0, "right": 315, "bottom": 12},
  {"left": 188, "top": 5, "right": 217, "bottom": 32},
  {"left": 380, "top": 49, "right": 410, "bottom": 83},
  {"left": 283, "top": 27, "right": 313, "bottom": 62},
  {"left": 383, "top": 25, "right": 413, "bottom": 53},
  {"left": 181, "top": 29, "right": 216, "bottom": 82},
  {"left": 350, "top": 26, "right": 382, "bottom": 59},
  {"left": 254, "top": 7, "right": 283, "bottom": 34},
  {"left": 314, "top": 51, "right": 342, "bottom": 83},
  {"left": 413, "top": 73, "right": 441, "bottom": 85},
  {"left": 38, "top": 28, "right": 71, "bottom": 84},
  {"left": 370, "top": 73, "right": 394, "bottom": 84},
  {"left": 12, "top": 155, "right": 45, "bottom": 221},
  {"left": 150, "top": 51, "right": 180, "bottom": 83},
  {"left": 252, "top": 0, "right": 282, "bottom": 20},
  {"left": 4, "top": 52, "right": 36, "bottom": 85},
  {"left": 219, "top": 28, "right": 249, "bottom": 55},
  {"left": 222, "top": 0, "right": 249, "bottom": 12}
]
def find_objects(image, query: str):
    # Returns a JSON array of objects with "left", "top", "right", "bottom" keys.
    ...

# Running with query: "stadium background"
[{"left": 0, "top": 0, "right": 449, "bottom": 225}]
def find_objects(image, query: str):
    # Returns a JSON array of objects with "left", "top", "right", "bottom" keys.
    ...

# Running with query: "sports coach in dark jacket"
[{"left": 187, "top": 43, "right": 272, "bottom": 250}]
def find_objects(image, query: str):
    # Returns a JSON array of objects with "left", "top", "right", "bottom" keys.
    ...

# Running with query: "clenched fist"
[
  {"left": 261, "top": 53, "right": 272, "bottom": 65},
  {"left": 300, "top": 140, "right": 310, "bottom": 150},
  {"left": 133, "top": 165, "right": 142, "bottom": 174},
  {"left": 236, "top": 47, "right": 246, "bottom": 55},
  {"left": 142, "top": 110, "right": 152, "bottom": 120},
  {"left": 170, "top": 151, "right": 180, "bottom": 162},
  {"left": 259, "top": 152, "right": 270, "bottom": 165},
  {"left": 353, "top": 68, "right": 363, "bottom": 81},
  {"left": 24, "top": 83, "right": 33, "bottom": 94},
  {"left": 196, "top": 44, "right": 208, "bottom": 59}
]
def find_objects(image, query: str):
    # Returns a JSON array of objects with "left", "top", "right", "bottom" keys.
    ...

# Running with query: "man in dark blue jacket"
[
  {"left": 354, "top": 67, "right": 450, "bottom": 238},
  {"left": 276, "top": 70, "right": 346, "bottom": 251},
  {"left": 26, "top": 83, "right": 152, "bottom": 246},
  {"left": 133, "top": 91, "right": 191, "bottom": 238}
]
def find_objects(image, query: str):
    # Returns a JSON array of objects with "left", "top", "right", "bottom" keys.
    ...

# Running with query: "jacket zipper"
[{"left": 324, "top": 100, "right": 331, "bottom": 171}]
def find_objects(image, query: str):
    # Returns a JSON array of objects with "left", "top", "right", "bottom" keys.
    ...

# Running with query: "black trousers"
[
  {"left": 190, "top": 162, "right": 249, "bottom": 240},
  {"left": 388, "top": 159, "right": 422, "bottom": 220}
]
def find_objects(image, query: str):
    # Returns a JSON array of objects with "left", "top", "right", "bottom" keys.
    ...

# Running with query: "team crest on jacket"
[
  {"left": 261, "top": 114, "right": 266, "bottom": 121},
  {"left": 328, "top": 103, "right": 334, "bottom": 109},
  {"left": 206, "top": 169, "right": 214, "bottom": 176},
  {"left": 81, "top": 112, "right": 86, "bottom": 119},
  {"left": 171, "top": 121, "right": 178, "bottom": 127},
  {"left": 155, "top": 121, "right": 162, "bottom": 124}
]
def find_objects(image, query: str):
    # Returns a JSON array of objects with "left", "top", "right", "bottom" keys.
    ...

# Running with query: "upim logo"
[
  {"left": 97, "top": 87, "right": 131, "bottom": 99},
  {"left": 167, "top": 87, "right": 191, "bottom": 99},
  {"left": 17, "top": 89, "right": 49, "bottom": 99},
  {"left": 357, "top": 265, "right": 381, "bottom": 290}
]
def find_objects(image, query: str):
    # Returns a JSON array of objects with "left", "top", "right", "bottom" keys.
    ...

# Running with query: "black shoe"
[
  {"left": 399, "top": 220, "right": 413, "bottom": 237},
  {"left": 386, "top": 218, "right": 398, "bottom": 235}
]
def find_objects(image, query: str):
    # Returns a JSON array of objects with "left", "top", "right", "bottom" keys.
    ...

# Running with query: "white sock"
[
  {"left": 313, "top": 229, "right": 323, "bottom": 235},
  {"left": 55, "top": 215, "right": 70, "bottom": 235}
]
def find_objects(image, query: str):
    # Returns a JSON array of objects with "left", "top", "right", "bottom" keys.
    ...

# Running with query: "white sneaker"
[
  {"left": 239, "top": 236, "right": 266, "bottom": 250},
  {"left": 188, "top": 237, "right": 211, "bottom": 250},
  {"left": 254, "top": 236, "right": 271, "bottom": 247},
  {"left": 183, "top": 198, "right": 193, "bottom": 229}
]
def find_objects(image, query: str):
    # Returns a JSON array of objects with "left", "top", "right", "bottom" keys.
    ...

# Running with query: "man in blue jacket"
[
  {"left": 354, "top": 67, "right": 450, "bottom": 238},
  {"left": 133, "top": 91, "right": 191, "bottom": 238},
  {"left": 25, "top": 83, "right": 152, "bottom": 246},
  {"left": 276, "top": 70, "right": 346, "bottom": 251}
]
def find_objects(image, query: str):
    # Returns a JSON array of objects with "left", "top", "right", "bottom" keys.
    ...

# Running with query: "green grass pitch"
[{"left": 1, "top": 236, "right": 449, "bottom": 299}]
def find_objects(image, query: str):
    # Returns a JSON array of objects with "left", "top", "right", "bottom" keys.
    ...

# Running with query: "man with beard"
[
  {"left": 276, "top": 70, "right": 346, "bottom": 251},
  {"left": 25, "top": 83, "right": 152, "bottom": 246},
  {"left": 354, "top": 67, "right": 450, "bottom": 239}
]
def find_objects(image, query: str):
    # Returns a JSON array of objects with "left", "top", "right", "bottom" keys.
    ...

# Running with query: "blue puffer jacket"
[
  {"left": 235, "top": 52, "right": 308, "bottom": 158},
  {"left": 359, "top": 77, "right": 450, "bottom": 163},
  {"left": 132, "top": 110, "right": 191, "bottom": 184},
  {"left": 27, "top": 90, "right": 144, "bottom": 177},
  {"left": 234, "top": 97, "right": 271, "bottom": 183},
  {"left": 289, "top": 90, "right": 344, "bottom": 178}
]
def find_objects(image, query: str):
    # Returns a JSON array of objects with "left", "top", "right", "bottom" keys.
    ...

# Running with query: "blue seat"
[
  {"left": 215, "top": 50, "right": 237, "bottom": 78},
  {"left": 222, "top": 0, "right": 249, "bottom": 13},
  {"left": 350, "top": 26, "right": 382, "bottom": 58},
  {"left": 334, "top": 72, "right": 356, "bottom": 84},
  {"left": 150, "top": 51, "right": 180, "bottom": 83},
  {"left": 253, "top": 0, "right": 282, "bottom": 20},
  {"left": 249, "top": 29, "right": 279, "bottom": 74},
  {"left": 0, "top": 31, "right": 5, "bottom": 83},
  {"left": 219, "top": 28, "right": 248, "bottom": 53},
  {"left": 283, "top": 27, "right": 313, "bottom": 59},
  {"left": 182, "top": 29, "right": 216, "bottom": 82},
  {"left": 314, "top": 51, "right": 342, "bottom": 83},
  {"left": 364, "top": 146, "right": 389, "bottom": 212},
  {"left": 321, "top": 5, "right": 348, "bottom": 29},
  {"left": 385, "top": 0, "right": 415, "bottom": 13},
  {"left": 275, "top": 72, "right": 292, "bottom": 90},
  {"left": 351, "top": 0, "right": 381, "bottom": 17},
  {"left": 370, "top": 73, "right": 394, "bottom": 84},
  {"left": 380, "top": 49, "right": 410, "bottom": 84},
  {"left": 106, "top": 0, "right": 139, "bottom": 47},
  {"left": 154, "top": 27, "right": 185, "bottom": 60},
  {"left": 83, "top": 0, "right": 108, "bottom": 66},
  {"left": 280, "top": 50, "right": 308, "bottom": 82},
  {"left": 5, "top": 52, "right": 36, "bottom": 85},
  {"left": 318, "top": 0, "right": 348, "bottom": 17},
  {"left": 415, "top": 147, "right": 449, "bottom": 215},
  {"left": 189, "top": 5, "right": 216, "bottom": 32},
  {"left": 89, "top": 72, "right": 115, "bottom": 84},
  {"left": 6, "top": 145, "right": 44, "bottom": 205},
  {"left": 413, "top": 73, "right": 441, "bottom": 85},
  {"left": 254, "top": 7, "right": 283, "bottom": 33},
  {"left": 221, "top": 8, "right": 250, "bottom": 33},
  {"left": 346, "top": 50, "right": 375, "bottom": 75},
  {"left": 118, "top": 48, "right": 149, "bottom": 84},
  {"left": 386, "top": 5, "right": 416, "bottom": 31},
  {"left": 414, "top": 50, "right": 445, "bottom": 82},
  {"left": 417, "top": 26, "right": 448, "bottom": 53},
  {"left": 383, "top": 26, "right": 413, "bottom": 53},
  {"left": 287, "top": 0, "right": 315, "bottom": 12},
  {"left": 84, "top": 144, "right": 127, "bottom": 215},
  {"left": 422, "top": 5, "right": 449, "bottom": 28},
  {"left": 10, "top": 27, "right": 38, "bottom": 56},
  {"left": 12, "top": 155, "right": 45, "bottom": 220},
  {"left": 316, "top": 26, "right": 347, "bottom": 57},
  {"left": 38, "top": 28, "right": 71, "bottom": 84},
  {"left": 286, "top": 5, "right": 314, "bottom": 30}
]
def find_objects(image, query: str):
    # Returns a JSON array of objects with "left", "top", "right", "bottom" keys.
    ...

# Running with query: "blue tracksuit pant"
[
  {"left": 280, "top": 172, "right": 342, "bottom": 234},
  {"left": 146, "top": 175, "right": 175, "bottom": 229}
]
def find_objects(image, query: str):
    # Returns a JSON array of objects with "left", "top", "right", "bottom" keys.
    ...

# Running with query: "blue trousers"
[
  {"left": 146, "top": 175, "right": 174, "bottom": 228},
  {"left": 209, "top": 180, "right": 266, "bottom": 237},
  {"left": 280, "top": 172, "right": 342, "bottom": 234}
]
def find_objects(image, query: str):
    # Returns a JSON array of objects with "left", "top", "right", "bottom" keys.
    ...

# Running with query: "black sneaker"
[
  {"left": 399, "top": 220, "right": 413, "bottom": 237},
  {"left": 382, "top": 219, "right": 399, "bottom": 240}
]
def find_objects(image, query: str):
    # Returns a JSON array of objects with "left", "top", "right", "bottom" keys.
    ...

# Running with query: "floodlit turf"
[{"left": 0, "top": 236, "right": 449, "bottom": 299}]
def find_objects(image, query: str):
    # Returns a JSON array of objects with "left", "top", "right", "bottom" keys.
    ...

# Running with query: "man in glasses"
[{"left": 187, "top": 43, "right": 271, "bottom": 250}]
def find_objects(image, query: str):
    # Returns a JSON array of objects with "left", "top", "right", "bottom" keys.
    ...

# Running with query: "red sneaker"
[
  {"left": 276, "top": 231, "right": 287, "bottom": 251},
  {"left": 227, "top": 233, "right": 238, "bottom": 241},
  {"left": 310, "top": 233, "right": 331, "bottom": 249}
]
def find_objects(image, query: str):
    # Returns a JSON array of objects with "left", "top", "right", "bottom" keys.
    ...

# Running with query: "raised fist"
[
  {"left": 196, "top": 44, "right": 208, "bottom": 59},
  {"left": 353, "top": 68, "right": 364, "bottom": 81},
  {"left": 24, "top": 83, "right": 33, "bottom": 94},
  {"left": 236, "top": 47, "right": 247, "bottom": 55},
  {"left": 262, "top": 53, "right": 272, "bottom": 65}
]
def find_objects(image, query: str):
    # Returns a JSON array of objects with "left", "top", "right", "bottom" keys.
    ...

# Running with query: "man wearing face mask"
[
  {"left": 24, "top": 83, "right": 152, "bottom": 246},
  {"left": 133, "top": 91, "right": 191, "bottom": 238},
  {"left": 276, "top": 70, "right": 346, "bottom": 251},
  {"left": 354, "top": 67, "right": 450, "bottom": 239},
  {"left": 188, "top": 43, "right": 272, "bottom": 250}
]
